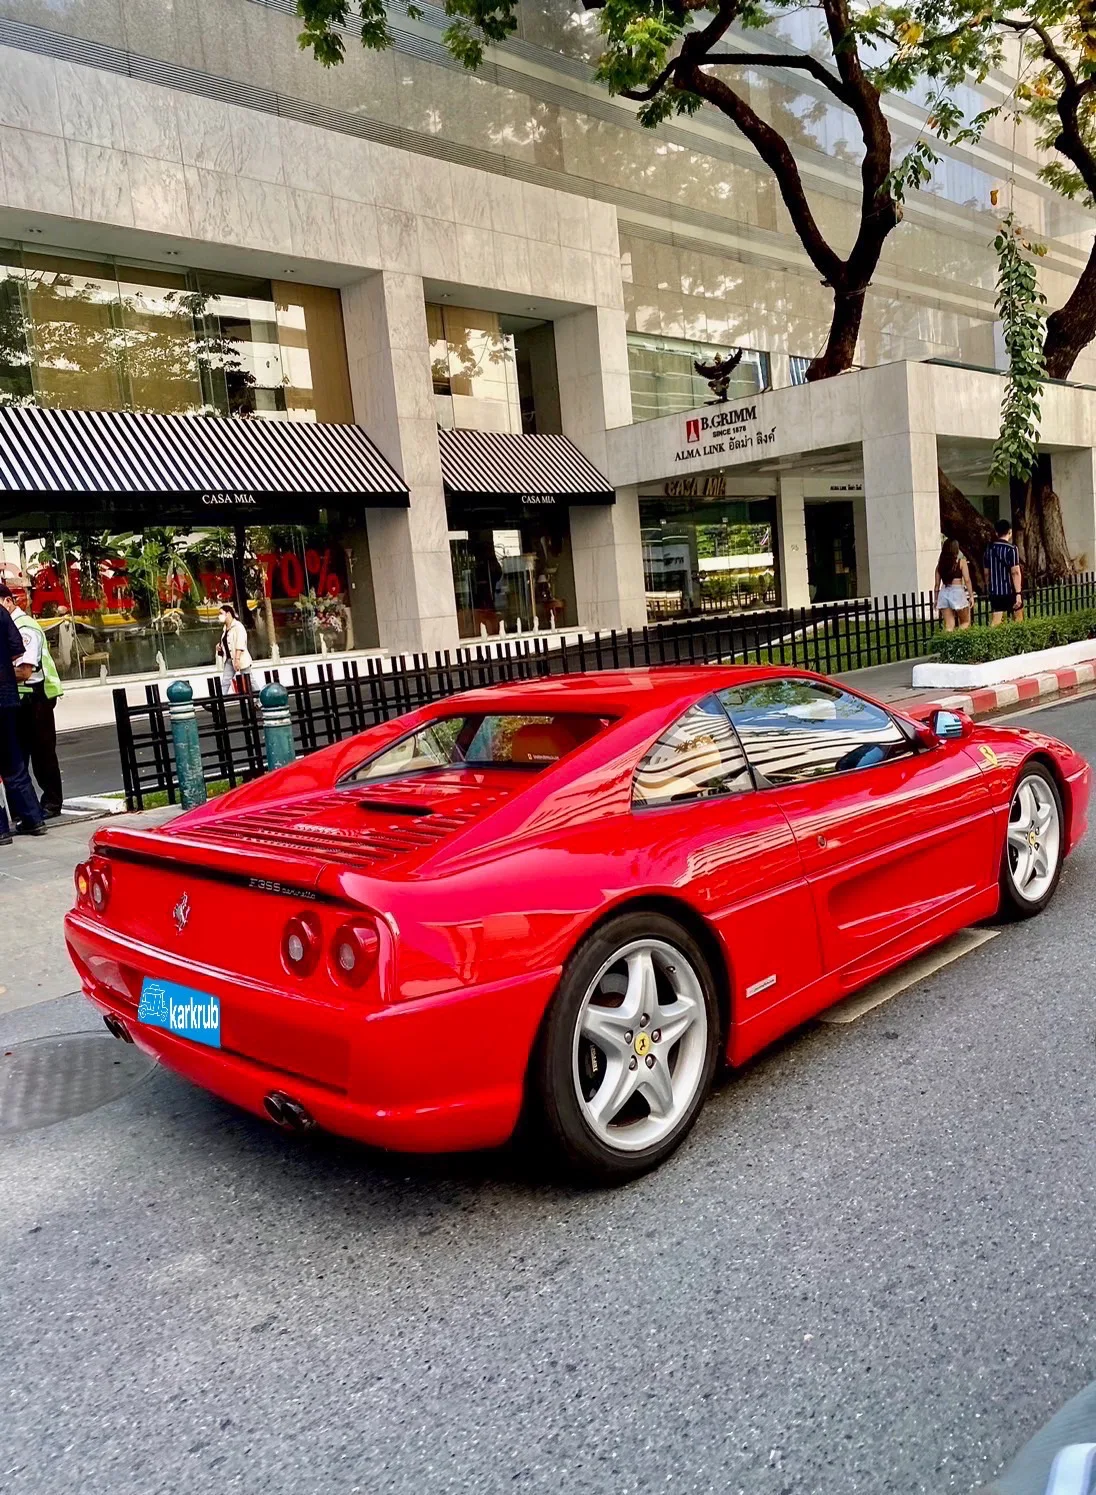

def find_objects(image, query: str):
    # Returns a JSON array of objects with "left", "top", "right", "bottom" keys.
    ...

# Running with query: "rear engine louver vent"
[{"left": 183, "top": 789, "right": 498, "bottom": 867}]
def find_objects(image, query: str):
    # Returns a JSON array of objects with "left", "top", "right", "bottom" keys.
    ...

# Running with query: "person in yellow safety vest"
[{"left": 1, "top": 592, "right": 64, "bottom": 819}]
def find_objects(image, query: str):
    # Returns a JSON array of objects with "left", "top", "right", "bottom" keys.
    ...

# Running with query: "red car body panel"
[{"left": 65, "top": 666, "right": 1091, "bottom": 1153}]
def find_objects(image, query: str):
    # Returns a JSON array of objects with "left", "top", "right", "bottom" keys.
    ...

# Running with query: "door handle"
[{"left": 817, "top": 834, "right": 828, "bottom": 848}]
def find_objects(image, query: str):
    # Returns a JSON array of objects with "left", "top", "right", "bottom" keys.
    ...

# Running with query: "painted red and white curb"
[{"left": 897, "top": 659, "right": 1096, "bottom": 721}]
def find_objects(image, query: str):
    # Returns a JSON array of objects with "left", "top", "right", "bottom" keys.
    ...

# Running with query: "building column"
[
  {"left": 1050, "top": 449, "right": 1096, "bottom": 573},
  {"left": 776, "top": 472, "right": 810, "bottom": 607},
  {"left": 341, "top": 271, "right": 458, "bottom": 656},
  {"left": 851, "top": 492, "right": 871, "bottom": 597},
  {"left": 554, "top": 306, "right": 647, "bottom": 632},
  {"left": 860, "top": 363, "right": 940, "bottom": 597},
  {"left": 768, "top": 352, "right": 793, "bottom": 391}
]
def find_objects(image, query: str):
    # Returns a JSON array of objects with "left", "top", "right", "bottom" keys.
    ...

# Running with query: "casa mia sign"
[{"left": 678, "top": 405, "right": 776, "bottom": 462}]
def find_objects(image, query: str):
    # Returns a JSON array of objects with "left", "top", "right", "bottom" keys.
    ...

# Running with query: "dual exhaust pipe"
[{"left": 103, "top": 1013, "right": 315, "bottom": 1135}]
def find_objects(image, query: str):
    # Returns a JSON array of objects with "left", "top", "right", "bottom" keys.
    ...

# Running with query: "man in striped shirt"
[{"left": 984, "top": 519, "right": 1023, "bottom": 625}]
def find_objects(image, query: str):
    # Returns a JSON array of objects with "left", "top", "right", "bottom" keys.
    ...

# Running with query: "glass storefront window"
[
  {"left": 427, "top": 302, "right": 522, "bottom": 432},
  {"left": 640, "top": 493, "right": 778, "bottom": 619},
  {"left": 0, "top": 522, "right": 357, "bottom": 680},
  {"left": 628, "top": 334, "right": 770, "bottom": 422},
  {"left": 448, "top": 509, "right": 578, "bottom": 638},
  {"left": 0, "top": 241, "right": 350, "bottom": 421}
]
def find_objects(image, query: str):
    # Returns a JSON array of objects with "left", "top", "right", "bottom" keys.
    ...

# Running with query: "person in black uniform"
[{"left": 0, "top": 585, "right": 46, "bottom": 843}]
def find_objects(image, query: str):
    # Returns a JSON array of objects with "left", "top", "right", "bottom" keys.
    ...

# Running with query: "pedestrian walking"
[
  {"left": 0, "top": 584, "right": 46, "bottom": 843},
  {"left": 1, "top": 587, "right": 64, "bottom": 817},
  {"left": 984, "top": 519, "right": 1024, "bottom": 625},
  {"left": 215, "top": 603, "right": 253, "bottom": 694},
  {"left": 934, "top": 538, "right": 973, "bottom": 631}
]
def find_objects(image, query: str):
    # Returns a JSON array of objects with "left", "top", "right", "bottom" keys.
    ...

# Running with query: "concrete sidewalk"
[
  {"left": 0, "top": 807, "right": 179, "bottom": 1016},
  {"left": 834, "top": 658, "right": 940, "bottom": 704}
]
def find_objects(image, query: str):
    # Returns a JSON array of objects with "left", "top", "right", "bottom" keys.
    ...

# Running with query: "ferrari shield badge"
[{"left": 978, "top": 745, "right": 999, "bottom": 768}]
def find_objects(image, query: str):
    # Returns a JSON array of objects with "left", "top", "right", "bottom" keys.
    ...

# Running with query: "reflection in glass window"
[
  {"left": 718, "top": 680, "right": 908, "bottom": 785},
  {"left": 0, "top": 241, "right": 350, "bottom": 422},
  {"left": 633, "top": 695, "right": 752, "bottom": 806},
  {"left": 449, "top": 513, "right": 578, "bottom": 638},
  {"left": 427, "top": 302, "right": 520, "bottom": 431},
  {"left": 0, "top": 522, "right": 356, "bottom": 682},
  {"left": 627, "top": 333, "right": 769, "bottom": 422},
  {"left": 640, "top": 494, "right": 777, "bottom": 620}
]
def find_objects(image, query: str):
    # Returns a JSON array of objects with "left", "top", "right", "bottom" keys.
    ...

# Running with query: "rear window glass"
[
  {"left": 633, "top": 695, "right": 752, "bottom": 807},
  {"left": 345, "top": 713, "right": 610, "bottom": 781}
]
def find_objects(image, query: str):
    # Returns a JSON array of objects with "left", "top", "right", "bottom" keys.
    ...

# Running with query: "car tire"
[
  {"left": 531, "top": 912, "right": 720, "bottom": 1185},
  {"left": 997, "top": 762, "right": 1065, "bottom": 921}
]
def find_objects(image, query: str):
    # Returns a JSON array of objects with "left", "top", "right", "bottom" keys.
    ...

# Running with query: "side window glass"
[
  {"left": 717, "top": 679, "right": 908, "bottom": 786},
  {"left": 633, "top": 695, "right": 753, "bottom": 807}
]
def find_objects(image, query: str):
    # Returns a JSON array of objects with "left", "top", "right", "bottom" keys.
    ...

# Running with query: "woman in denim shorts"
[{"left": 934, "top": 538, "right": 973, "bottom": 631}]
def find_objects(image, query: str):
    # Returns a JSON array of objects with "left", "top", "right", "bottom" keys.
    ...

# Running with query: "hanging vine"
[{"left": 989, "top": 210, "right": 1049, "bottom": 486}]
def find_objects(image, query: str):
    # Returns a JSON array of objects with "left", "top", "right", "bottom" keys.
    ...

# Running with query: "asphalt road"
[
  {"left": 57, "top": 724, "right": 125, "bottom": 798},
  {"left": 4, "top": 694, "right": 1096, "bottom": 1495}
]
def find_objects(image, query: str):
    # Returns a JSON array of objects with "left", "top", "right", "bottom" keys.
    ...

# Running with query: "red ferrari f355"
[{"left": 66, "top": 667, "right": 1089, "bottom": 1182}]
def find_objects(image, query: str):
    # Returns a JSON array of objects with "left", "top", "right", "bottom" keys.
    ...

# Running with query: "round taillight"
[
  {"left": 74, "top": 863, "right": 90, "bottom": 905},
  {"left": 329, "top": 922, "right": 380, "bottom": 988},
  {"left": 87, "top": 859, "right": 111, "bottom": 913},
  {"left": 281, "top": 912, "right": 321, "bottom": 977}
]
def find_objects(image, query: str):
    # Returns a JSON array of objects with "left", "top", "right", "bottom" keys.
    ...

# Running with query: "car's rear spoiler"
[{"left": 92, "top": 821, "right": 327, "bottom": 894}]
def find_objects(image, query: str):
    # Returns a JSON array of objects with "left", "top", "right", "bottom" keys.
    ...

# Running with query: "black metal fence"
[{"left": 113, "top": 576, "right": 1096, "bottom": 810}]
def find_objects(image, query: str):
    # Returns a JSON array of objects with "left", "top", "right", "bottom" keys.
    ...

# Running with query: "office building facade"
[{"left": 0, "top": 0, "right": 1091, "bottom": 686}]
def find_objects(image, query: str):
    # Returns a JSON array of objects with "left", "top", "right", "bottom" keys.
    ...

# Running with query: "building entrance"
[{"left": 805, "top": 500, "right": 859, "bottom": 602}]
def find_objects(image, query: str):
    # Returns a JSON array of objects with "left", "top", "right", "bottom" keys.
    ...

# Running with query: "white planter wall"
[{"left": 912, "top": 638, "right": 1096, "bottom": 688}]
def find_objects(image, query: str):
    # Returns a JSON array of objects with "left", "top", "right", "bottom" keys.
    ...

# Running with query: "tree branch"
[
  {"left": 702, "top": 51, "right": 853, "bottom": 104},
  {"left": 619, "top": 59, "right": 677, "bottom": 102},
  {"left": 1000, "top": 15, "right": 1077, "bottom": 90},
  {"left": 674, "top": 57, "right": 845, "bottom": 285},
  {"left": 999, "top": 15, "right": 1096, "bottom": 204}
]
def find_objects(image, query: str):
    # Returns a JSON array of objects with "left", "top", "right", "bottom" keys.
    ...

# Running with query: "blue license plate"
[{"left": 137, "top": 978, "right": 221, "bottom": 1049}]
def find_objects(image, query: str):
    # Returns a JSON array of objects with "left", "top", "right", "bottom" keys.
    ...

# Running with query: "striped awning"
[
  {"left": 438, "top": 429, "right": 614, "bottom": 507},
  {"left": 0, "top": 406, "right": 409, "bottom": 512}
]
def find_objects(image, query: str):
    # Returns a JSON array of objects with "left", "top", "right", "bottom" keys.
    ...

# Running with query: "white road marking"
[{"left": 818, "top": 927, "right": 1000, "bottom": 1025}]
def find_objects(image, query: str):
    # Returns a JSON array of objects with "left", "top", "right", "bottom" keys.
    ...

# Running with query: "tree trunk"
[
  {"left": 231, "top": 522, "right": 256, "bottom": 633},
  {"left": 1043, "top": 237, "right": 1096, "bottom": 381},
  {"left": 807, "top": 286, "right": 867, "bottom": 381},
  {"left": 262, "top": 593, "right": 277, "bottom": 655},
  {"left": 938, "top": 467, "right": 994, "bottom": 590},
  {"left": 1033, "top": 454, "right": 1074, "bottom": 581},
  {"left": 1009, "top": 474, "right": 1034, "bottom": 574}
]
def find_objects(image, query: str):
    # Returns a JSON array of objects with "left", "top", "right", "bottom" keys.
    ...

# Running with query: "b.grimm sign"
[{"left": 677, "top": 406, "right": 776, "bottom": 463}]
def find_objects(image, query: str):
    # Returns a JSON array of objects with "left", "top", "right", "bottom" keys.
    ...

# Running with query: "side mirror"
[{"left": 930, "top": 707, "right": 974, "bottom": 741}]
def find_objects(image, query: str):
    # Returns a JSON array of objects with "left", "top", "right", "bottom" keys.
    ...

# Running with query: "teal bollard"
[
  {"left": 260, "top": 682, "right": 296, "bottom": 772},
  {"left": 166, "top": 680, "right": 207, "bottom": 810}
]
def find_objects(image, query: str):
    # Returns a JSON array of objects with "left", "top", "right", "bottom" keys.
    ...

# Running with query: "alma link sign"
[{"left": 675, "top": 403, "right": 777, "bottom": 463}]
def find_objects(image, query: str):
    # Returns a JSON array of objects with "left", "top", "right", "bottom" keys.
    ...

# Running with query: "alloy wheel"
[
  {"left": 1006, "top": 774, "right": 1061, "bottom": 904},
  {"left": 571, "top": 938, "right": 709, "bottom": 1153}
]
